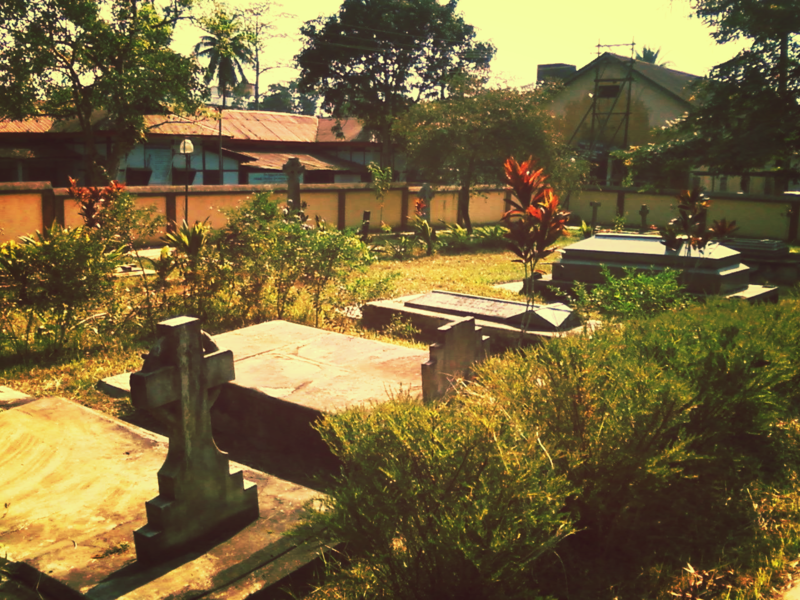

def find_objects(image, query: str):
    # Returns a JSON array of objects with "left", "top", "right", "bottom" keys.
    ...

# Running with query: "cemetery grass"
[{"left": 304, "top": 297, "right": 800, "bottom": 600}]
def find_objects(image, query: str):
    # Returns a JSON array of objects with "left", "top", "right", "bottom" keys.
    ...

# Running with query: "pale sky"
[{"left": 174, "top": 0, "right": 749, "bottom": 90}]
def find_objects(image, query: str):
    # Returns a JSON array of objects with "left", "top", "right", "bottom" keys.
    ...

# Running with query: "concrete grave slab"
[
  {"left": 362, "top": 293, "right": 583, "bottom": 347},
  {"left": 0, "top": 396, "right": 320, "bottom": 600},
  {"left": 99, "top": 321, "right": 427, "bottom": 456},
  {"left": 0, "top": 385, "right": 35, "bottom": 408}
]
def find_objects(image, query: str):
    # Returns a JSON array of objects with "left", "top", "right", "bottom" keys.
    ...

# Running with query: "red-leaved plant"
[
  {"left": 501, "top": 156, "right": 570, "bottom": 294},
  {"left": 68, "top": 177, "right": 125, "bottom": 230},
  {"left": 660, "top": 187, "right": 738, "bottom": 252}
]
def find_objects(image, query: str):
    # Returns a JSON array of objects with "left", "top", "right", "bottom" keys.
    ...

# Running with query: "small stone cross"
[
  {"left": 130, "top": 316, "right": 258, "bottom": 562},
  {"left": 418, "top": 183, "right": 434, "bottom": 222},
  {"left": 639, "top": 204, "right": 650, "bottom": 232},
  {"left": 282, "top": 157, "right": 305, "bottom": 212},
  {"left": 590, "top": 201, "right": 601, "bottom": 231}
]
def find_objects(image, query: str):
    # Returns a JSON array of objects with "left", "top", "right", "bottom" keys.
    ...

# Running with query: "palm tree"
[
  {"left": 194, "top": 8, "right": 254, "bottom": 108},
  {"left": 636, "top": 46, "right": 672, "bottom": 68}
]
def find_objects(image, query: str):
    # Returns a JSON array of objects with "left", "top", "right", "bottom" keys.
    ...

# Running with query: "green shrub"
[
  {"left": 305, "top": 300, "right": 800, "bottom": 599},
  {"left": 304, "top": 393, "right": 574, "bottom": 600},
  {"left": 575, "top": 265, "right": 690, "bottom": 319},
  {"left": 0, "top": 225, "right": 122, "bottom": 357}
]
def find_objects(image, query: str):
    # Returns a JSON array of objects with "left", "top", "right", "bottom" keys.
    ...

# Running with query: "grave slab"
[
  {"left": 362, "top": 293, "right": 583, "bottom": 347},
  {"left": 0, "top": 385, "right": 35, "bottom": 408},
  {"left": 0, "top": 396, "right": 320, "bottom": 600},
  {"left": 99, "top": 321, "right": 427, "bottom": 456}
]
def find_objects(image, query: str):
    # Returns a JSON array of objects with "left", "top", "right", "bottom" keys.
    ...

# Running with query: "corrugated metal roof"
[
  {"left": 239, "top": 151, "right": 367, "bottom": 172},
  {"left": 564, "top": 53, "right": 701, "bottom": 105},
  {"left": 205, "top": 110, "right": 319, "bottom": 143},
  {"left": 144, "top": 114, "right": 223, "bottom": 137}
]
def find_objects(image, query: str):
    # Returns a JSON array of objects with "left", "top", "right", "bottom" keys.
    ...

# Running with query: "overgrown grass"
[{"left": 304, "top": 298, "right": 800, "bottom": 600}]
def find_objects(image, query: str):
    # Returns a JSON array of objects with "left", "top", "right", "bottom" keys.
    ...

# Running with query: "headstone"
[
  {"left": 406, "top": 290, "right": 579, "bottom": 332},
  {"left": 418, "top": 183, "right": 434, "bottom": 222},
  {"left": 282, "top": 157, "right": 304, "bottom": 211},
  {"left": 550, "top": 233, "right": 778, "bottom": 301},
  {"left": 639, "top": 204, "right": 649, "bottom": 232},
  {"left": 590, "top": 201, "right": 601, "bottom": 231},
  {"left": 360, "top": 210, "right": 371, "bottom": 241},
  {"left": 422, "top": 317, "right": 490, "bottom": 403},
  {"left": 130, "top": 316, "right": 259, "bottom": 562}
]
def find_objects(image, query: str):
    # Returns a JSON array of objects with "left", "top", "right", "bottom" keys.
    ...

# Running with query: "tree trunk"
[{"left": 457, "top": 183, "right": 472, "bottom": 234}]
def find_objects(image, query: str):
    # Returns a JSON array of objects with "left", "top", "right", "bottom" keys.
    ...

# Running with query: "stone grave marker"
[
  {"left": 589, "top": 201, "right": 601, "bottom": 231},
  {"left": 130, "top": 316, "right": 259, "bottom": 562},
  {"left": 418, "top": 183, "right": 434, "bottom": 222},
  {"left": 422, "top": 317, "right": 490, "bottom": 402},
  {"left": 406, "top": 290, "right": 578, "bottom": 332},
  {"left": 282, "top": 156, "right": 304, "bottom": 211},
  {"left": 639, "top": 204, "right": 649, "bottom": 232}
]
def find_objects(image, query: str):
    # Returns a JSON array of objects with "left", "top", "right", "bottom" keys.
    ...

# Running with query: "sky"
[{"left": 173, "top": 0, "right": 749, "bottom": 90}]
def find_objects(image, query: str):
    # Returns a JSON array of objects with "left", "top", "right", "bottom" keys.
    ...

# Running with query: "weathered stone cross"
[
  {"left": 130, "top": 316, "right": 258, "bottom": 562},
  {"left": 589, "top": 201, "right": 601, "bottom": 231},
  {"left": 282, "top": 156, "right": 305, "bottom": 212},
  {"left": 639, "top": 204, "right": 650, "bottom": 232}
]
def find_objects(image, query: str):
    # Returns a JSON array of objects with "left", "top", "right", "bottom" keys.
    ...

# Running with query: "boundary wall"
[{"left": 1, "top": 182, "right": 798, "bottom": 243}]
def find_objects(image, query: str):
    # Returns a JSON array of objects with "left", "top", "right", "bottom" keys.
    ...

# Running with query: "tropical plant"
[
  {"left": 636, "top": 45, "right": 671, "bottom": 67},
  {"left": 411, "top": 198, "right": 437, "bottom": 256},
  {"left": 660, "top": 187, "right": 738, "bottom": 252},
  {"left": 367, "top": 162, "right": 393, "bottom": 226},
  {"left": 195, "top": 6, "right": 254, "bottom": 108},
  {"left": 501, "top": 156, "right": 570, "bottom": 294}
]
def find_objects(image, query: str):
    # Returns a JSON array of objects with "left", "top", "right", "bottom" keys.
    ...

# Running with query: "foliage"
[
  {"left": 195, "top": 4, "right": 255, "bottom": 108},
  {"left": 395, "top": 80, "right": 586, "bottom": 232},
  {"left": 0, "top": 0, "right": 203, "bottom": 184},
  {"left": 257, "top": 79, "right": 318, "bottom": 115},
  {"left": 367, "top": 162, "right": 393, "bottom": 225},
  {"left": 636, "top": 45, "right": 670, "bottom": 67},
  {"left": 302, "top": 225, "right": 374, "bottom": 327},
  {"left": 305, "top": 299, "right": 800, "bottom": 599},
  {"left": 574, "top": 266, "right": 690, "bottom": 319},
  {"left": 621, "top": 0, "right": 800, "bottom": 187},
  {"left": 501, "top": 157, "right": 570, "bottom": 293},
  {"left": 0, "top": 225, "right": 123, "bottom": 357},
  {"left": 303, "top": 393, "right": 575, "bottom": 600},
  {"left": 660, "top": 188, "right": 739, "bottom": 252},
  {"left": 296, "top": 0, "right": 495, "bottom": 165}
]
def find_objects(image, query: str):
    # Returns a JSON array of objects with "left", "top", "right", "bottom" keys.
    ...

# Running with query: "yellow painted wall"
[
  {"left": 709, "top": 199, "right": 789, "bottom": 240},
  {"left": 622, "top": 193, "right": 678, "bottom": 229},
  {"left": 570, "top": 190, "right": 618, "bottom": 225},
  {"left": 304, "top": 191, "right": 340, "bottom": 227},
  {"left": 0, "top": 193, "right": 42, "bottom": 242}
]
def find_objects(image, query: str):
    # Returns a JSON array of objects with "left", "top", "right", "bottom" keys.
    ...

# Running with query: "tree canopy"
[
  {"left": 0, "top": 0, "right": 204, "bottom": 185},
  {"left": 622, "top": 0, "right": 800, "bottom": 188},
  {"left": 295, "top": 0, "right": 495, "bottom": 167},
  {"left": 258, "top": 80, "right": 318, "bottom": 115},
  {"left": 195, "top": 5, "right": 254, "bottom": 108},
  {"left": 394, "top": 81, "right": 586, "bottom": 232}
]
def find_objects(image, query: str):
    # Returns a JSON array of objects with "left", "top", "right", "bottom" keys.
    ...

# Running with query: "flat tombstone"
[
  {"left": 406, "top": 291, "right": 578, "bottom": 332},
  {"left": 130, "top": 316, "right": 258, "bottom": 562}
]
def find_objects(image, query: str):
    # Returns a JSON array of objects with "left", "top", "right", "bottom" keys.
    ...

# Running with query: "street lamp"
[{"left": 178, "top": 138, "right": 194, "bottom": 223}]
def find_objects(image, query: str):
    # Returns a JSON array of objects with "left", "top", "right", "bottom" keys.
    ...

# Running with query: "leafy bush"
[
  {"left": 575, "top": 265, "right": 691, "bottom": 319},
  {"left": 303, "top": 393, "right": 575, "bottom": 600},
  {"left": 0, "top": 225, "right": 122, "bottom": 356},
  {"left": 304, "top": 299, "right": 800, "bottom": 599}
]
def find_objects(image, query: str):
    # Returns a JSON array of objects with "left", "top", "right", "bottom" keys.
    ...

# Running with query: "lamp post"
[{"left": 178, "top": 138, "right": 194, "bottom": 223}]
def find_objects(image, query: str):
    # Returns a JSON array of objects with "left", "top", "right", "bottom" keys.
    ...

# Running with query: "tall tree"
[
  {"left": 394, "top": 81, "right": 586, "bottom": 232},
  {"left": 236, "top": 0, "right": 285, "bottom": 109},
  {"left": 622, "top": 1, "right": 800, "bottom": 189},
  {"left": 636, "top": 46, "right": 671, "bottom": 67},
  {"left": 295, "top": 0, "right": 495, "bottom": 168},
  {"left": 258, "top": 80, "right": 318, "bottom": 115},
  {"left": 194, "top": 5, "right": 254, "bottom": 108},
  {"left": 0, "top": 0, "right": 203, "bottom": 185}
]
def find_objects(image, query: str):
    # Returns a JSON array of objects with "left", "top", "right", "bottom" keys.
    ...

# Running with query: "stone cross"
[
  {"left": 590, "top": 201, "right": 601, "bottom": 232},
  {"left": 130, "top": 316, "right": 258, "bottom": 562},
  {"left": 418, "top": 183, "right": 434, "bottom": 222},
  {"left": 282, "top": 157, "right": 305, "bottom": 212},
  {"left": 421, "top": 317, "right": 490, "bottom": 403},
  {"left": 639, "top": 204, "right": 650, "bottom": 232}
]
